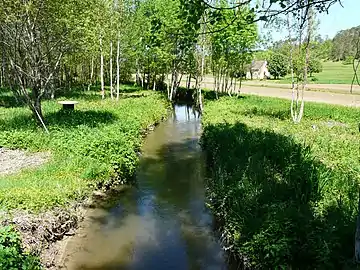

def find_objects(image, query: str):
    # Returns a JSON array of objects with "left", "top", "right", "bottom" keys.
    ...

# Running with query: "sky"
[{"left": 260, "top": 0, "right": 360, "bottom": 42}]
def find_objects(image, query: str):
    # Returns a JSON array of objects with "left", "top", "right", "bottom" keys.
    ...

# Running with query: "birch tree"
[{"left": 0, "top": 0, "right": 92, "bottom": 129}]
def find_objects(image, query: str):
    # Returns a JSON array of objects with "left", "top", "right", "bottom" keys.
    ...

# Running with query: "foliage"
[
  {"left": 0, "top": 226, "right": 41, "bottom": 270},
  {"left": 343, "top": 56, "right": 355, "bottom": 65},
  {"left": 331, "top": 25, "right": 360, "bottom": 61},
  {"left": 201, "top": 94, "right": 360, "bottom": 268},
  {"left": 308, "top": 58, "right": 323, "bottom": 76},
  {"left": 0, "top": 86, "right": 168, "bottom": 211},
  {"left": 210, "top": 2, "right": 258, "bottom": 92},
  {"left": 268, "top": 53, "right": 288, "bottom": 79}
]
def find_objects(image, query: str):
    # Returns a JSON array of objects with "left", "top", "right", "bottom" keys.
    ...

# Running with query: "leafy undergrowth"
[
  {"left": 0, "top": 226, "right": 41, "bottom": 270},
  {"left": 0, "top": 86, "right": 168, "bottom": 211},
  {"left": 201, "top": 94, "right": 360, "bottom": 268}
]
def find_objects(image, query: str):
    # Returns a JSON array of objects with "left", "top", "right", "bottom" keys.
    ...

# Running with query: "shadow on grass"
[
  {"left": 0, "top": 110, "right": 118, "bottom": 131},
  {"left": 201, "top": 122, "right": 356, "bottom": 268},
  {"left": 0, "top": 89, "right": 26, "bottom": 108},
  {"left": 46, "top": 110, "right": 117, "bottom": 128},
  {"left": 56, "top": 84, "right": 143, "bottom": 100},
  {"left": 240, "top": 107, "right": 290, "bottom": 120}
]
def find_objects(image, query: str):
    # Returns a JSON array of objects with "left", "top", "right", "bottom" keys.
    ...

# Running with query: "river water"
[{"left": 61, "top": 104, "right": 227, "bottom": 270}]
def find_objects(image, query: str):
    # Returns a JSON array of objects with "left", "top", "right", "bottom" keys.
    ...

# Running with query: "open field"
[
  {"left": 242, "top": 61, "right": 359, "bottom": 86},
  {"left": 0, "top": 86, "right": 168, "bottom": 211},
  {"left": 278, "top": 61, "right": 358, "bottom": 84},
  {"left": 201, "top": 94, "right": 360, "bottom": 268}
]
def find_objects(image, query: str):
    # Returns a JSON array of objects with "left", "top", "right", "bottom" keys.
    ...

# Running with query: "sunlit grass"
[
  {"left": 0, "top": 87, "right": 169, "bottom": 211},
  {"left": 274, "top": 61, "right": 358, "bottom": 84}
]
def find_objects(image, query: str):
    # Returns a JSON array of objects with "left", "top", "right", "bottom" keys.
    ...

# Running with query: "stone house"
[{"left": 246, "top": 60, "right": 270, "bottom": 80}]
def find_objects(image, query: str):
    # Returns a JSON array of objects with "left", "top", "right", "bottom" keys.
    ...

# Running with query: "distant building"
[{"left": 246, "top": 60, "right": 270, "bottom": 80}]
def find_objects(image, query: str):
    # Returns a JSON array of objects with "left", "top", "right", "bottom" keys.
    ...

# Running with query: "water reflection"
[{"left": 61, "top": 105, "right": 226, "bottom": 270}]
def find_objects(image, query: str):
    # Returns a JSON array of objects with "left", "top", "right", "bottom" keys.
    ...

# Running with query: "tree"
[
  {"left": 331, "top": 26, "right": 360, "bottom": 61},
  {"left": 308, "top": 58, "right": 322, "bottom": 76},
  {"left": 210, "top": 2, "right": 257, "bottom": 95},
  {"left": 0, "top": 0, "right": 93, "bottom": 130},
  {"left": 268, "top": 53, "right": 288, "bottom": 79}
]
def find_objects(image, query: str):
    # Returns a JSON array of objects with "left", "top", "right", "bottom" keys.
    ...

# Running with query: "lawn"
[
  {"left": 275, "top": 61, "right": 358, "bottom": 84},
  {"left": 201, "top": 94, "right": 360, "bottom": 268},
  {"left": 0, "top": 86, "right": 168, "bottom": 211}
]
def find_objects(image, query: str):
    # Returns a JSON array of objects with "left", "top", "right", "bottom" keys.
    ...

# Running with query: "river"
[{"left": 60, "top": 104, "right": 228, "bottom": 270}]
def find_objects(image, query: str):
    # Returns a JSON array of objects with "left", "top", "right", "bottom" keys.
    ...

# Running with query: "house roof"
[{"left": 250, "top": 60, "right": 266, "bottom": 71}]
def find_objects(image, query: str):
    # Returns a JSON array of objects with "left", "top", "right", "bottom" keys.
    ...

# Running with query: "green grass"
[
  {"left": 201, "top": 94, "right": 360, "bottom": 268},
  {"left": 0, "top": 87, "right": 169, "bottom": 211},
  {"left": 274, "top": 61, "right": 358, "bottom": 84}
]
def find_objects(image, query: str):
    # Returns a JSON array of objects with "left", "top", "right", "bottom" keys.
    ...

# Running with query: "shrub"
[
  {"left": 268, "top": 53, "right": 288, "bottom": 79},
  {"left": 0, "top": 226, "right": 41, "bottom": 270}
]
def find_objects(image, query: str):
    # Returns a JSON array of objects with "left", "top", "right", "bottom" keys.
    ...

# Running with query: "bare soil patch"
[{"left": 0, "top": 147, "right": 50, "bottom": 176}]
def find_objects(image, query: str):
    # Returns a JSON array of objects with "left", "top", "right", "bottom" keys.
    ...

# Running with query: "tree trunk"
[
  {"left": 110, "top": 41, "right": 113, "bottom": 99},
  {"left": 100, "top": 36, "right": 105, "bottom": 99},
  {"left": 88, "top": 57, "right": 94, "bottom": 91},
  {"left": 116, "top": 38, "right": 120, "bottom": 100}
]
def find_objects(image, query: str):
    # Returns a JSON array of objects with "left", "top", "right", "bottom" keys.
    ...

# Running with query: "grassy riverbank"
[
  {"left": 0, "top": 86, "right": 168, "bottom": 267},
  {"left": 0, "top": 87, "right": 168, "bottom": 211},
  {"left": 201, "top": 95, "right": 360, "bottom": 268}
]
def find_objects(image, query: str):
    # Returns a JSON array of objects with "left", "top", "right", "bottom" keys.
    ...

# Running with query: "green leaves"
[
  {"left": 0, "top": 226, "right": 41, "bottom": 270},
  {"left": 268, "top": 53, "right": 288, "bottom": 79}
]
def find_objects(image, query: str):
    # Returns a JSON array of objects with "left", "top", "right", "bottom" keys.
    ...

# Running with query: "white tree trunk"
[
  {"left": 116, "top": 38, "right": 120, "bottom": 100},
  {"left": 100, "top": 36, "right": 105, "bottom": 99},
  {"left": 110, "top": 41, "right": 113, "bottom": 99},
  {"left": 88, "top": 57, "right": 94, "bottom": 91}
]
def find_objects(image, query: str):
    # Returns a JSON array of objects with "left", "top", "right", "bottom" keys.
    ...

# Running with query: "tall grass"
[{"left": 201, "top": 94, "right": 360, "bottom": 268}]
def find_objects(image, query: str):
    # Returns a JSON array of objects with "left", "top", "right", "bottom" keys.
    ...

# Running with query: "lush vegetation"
[
  {"left": 0, "top": 86, "right": 168, "bottom": 211},
  {"left": 201, "top": 94, "right": 360, "bottom": 268},
  {"left": 331, "top": 25, "right": 360, "bottom": 61},
  {"left": 0, "top": 226, "right": 41, "bottom": 270}
]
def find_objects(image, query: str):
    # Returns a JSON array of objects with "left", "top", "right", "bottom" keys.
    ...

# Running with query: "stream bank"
[
  {"left": 0, "top": 90, "right": 169, "bottom": 269},
  {"left": 59, "top": 104, "right": 228, "bottom": 270}
]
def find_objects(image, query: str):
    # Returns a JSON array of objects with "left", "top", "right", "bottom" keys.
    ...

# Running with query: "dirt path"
[
  {"left": 182, "top": 79, "right": 360, "bottom": 107},
  {"left": 198, "top": 81, "right": 360, "bottom": 107},
  {"left": 239, "top": 85, "right": 360, "bottom": 107},
  {"left": 241, "top": 81, "right": 360, "bottom": 95}
]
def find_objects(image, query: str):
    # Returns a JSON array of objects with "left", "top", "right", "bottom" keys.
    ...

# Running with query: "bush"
[
  {"left": 308, "top": 58, "right": 323, "bottom": 76},
  {"left": 0, "top": 226, "right": 41, "bottom": 270},
  {"left": 268, "top": 53, "right": 288, "bottom": 79}
]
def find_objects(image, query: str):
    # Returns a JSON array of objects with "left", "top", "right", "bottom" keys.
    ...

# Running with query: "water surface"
[{"left": 61, "top": 105, "right": 227, "bottom": 270}]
